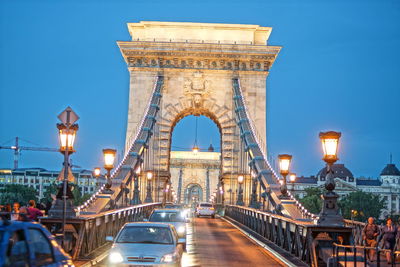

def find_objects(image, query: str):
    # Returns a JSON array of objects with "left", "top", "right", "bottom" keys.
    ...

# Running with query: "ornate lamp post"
[
  {"left": 249, "top": 170, "right": 260, "bottom": 208},
  {"left": 144, "top": 171, "right": 153, "bottom": 203},
  {"left": 58, "top": 123, "right": 78, "bottom": 245},
  {"left": 103, "top": 148, "right": 116, "bottom": 194},
  {"left": 289, "top": 173, "right": 296, "bottom": 193},
  {"left": 132, "top": 165, "right": 142, "bottom": 204},
  {"left": 49, "top": 106, "right": 79, "bottom": 249},
  {"left": 93, "top": 167, "right": 101, "bottom": 188},
  {"left": 317, "top": 131, "right": 344, "bottom": 226},
  {"left": 236, "top": 175, "right": 245, "bottom": 206},
  {"left": 192, "top": 116, "right": 199, "bottom": 154},
  {"left": 278, "top": 154, "right": 292, "bottom": 199}
]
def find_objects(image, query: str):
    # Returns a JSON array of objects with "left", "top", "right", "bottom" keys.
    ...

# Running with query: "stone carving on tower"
[{"left": 184, "top": 72, "right": 212, "bottom": 108}]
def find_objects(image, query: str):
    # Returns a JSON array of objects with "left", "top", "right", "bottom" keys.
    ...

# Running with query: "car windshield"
[
  {"left": 200, "top": 203, "right": 213, "bottom": 207},
  {"left": 116, "top": 226, "right": 173, "bottom": 244},
  {"left": 149, "top": 211, "right": 186, "bottom": 223}
]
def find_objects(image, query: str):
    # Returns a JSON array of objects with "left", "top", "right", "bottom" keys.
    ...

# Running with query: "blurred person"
[
  {"left": 379, "top": 218, "right": 397, "bottom": 264},
  {"left": 18, "top": 206, "right": 31, "bottom": 221},
  {"left": 11, "top": 202, "right": 20, "bottom": 221},
  {"left": 27, "top": 200, "right": 43, "bottom": 221},
  {"left": 363, "top": 217, "right": 380, "bottom": 262}
]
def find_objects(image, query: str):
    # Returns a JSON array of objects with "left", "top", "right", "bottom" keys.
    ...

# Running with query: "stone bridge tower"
[{"left": 118, "top": 21, "right": 280, "bottom": 203}]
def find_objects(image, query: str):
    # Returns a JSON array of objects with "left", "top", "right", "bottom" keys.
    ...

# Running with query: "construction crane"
[{"left": 0, "top": 137, "right": 59, "bottom": 169}]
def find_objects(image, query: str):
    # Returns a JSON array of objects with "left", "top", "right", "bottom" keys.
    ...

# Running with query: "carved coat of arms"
[{"left": 184, "top": 72, "right": 212, "bottom": 108}]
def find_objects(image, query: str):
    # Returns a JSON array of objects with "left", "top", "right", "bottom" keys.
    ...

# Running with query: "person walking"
[
  {"left": 379, "top": 218, "right": 397, "bottom": 264},
  {"left": 27, "top": 200, "right": 43, "bottom": 221},
  {"left": 10, "top": 202, "right": 20, "bottom": 221},
  {"left": 363, "top": 217, "right": 380, "bottom": 261}
]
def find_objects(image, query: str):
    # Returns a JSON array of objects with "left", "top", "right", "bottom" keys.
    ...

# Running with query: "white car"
[
  {"left": 106, "top": 222, "right": 184, "bottom": 266},
  {"left": 195, "top": 202, "right": 215, "bottom": 218}
]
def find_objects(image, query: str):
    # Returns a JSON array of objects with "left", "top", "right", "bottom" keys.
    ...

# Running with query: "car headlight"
[
  {"left": 177, "top": 226, "right": 186, "bottom": 234},
  {"left": 161, "top": 252, "right": 177, "bottom": 263},
  {"left": 109, "top": 251, "right": 124, "bottom": 263}
]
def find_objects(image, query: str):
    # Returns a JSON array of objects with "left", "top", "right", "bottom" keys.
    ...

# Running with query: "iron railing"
[
  {"left": 333, "top": 243, "right": 400, "bottom": 266},
  {"left": 225, "top": 205, "right": 315, "bottom": 265}
]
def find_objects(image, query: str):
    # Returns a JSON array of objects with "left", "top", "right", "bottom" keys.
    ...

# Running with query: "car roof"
[
  {"left": 152, "top": 208, "right": 182, "bottom": 213},
  {"left": 0, "top": 220, "right": 42, "bottom": 229},
  {"left": 123, "top": 222, "right": 173, "bottom": 228},
  {"left": 198, "top": 202, "right": 213, "bottom": 205}
]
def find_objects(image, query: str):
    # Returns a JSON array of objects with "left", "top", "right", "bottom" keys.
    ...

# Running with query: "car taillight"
[{"left": 210, "top": 207, "right": 214, "bottom": 210}]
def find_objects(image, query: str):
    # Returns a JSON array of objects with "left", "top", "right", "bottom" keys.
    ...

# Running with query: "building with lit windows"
[
  {"left": 0, "top": 168, "right": 106, "bottom": 200},
  {"left": 291, "top": 162, "right": 400, "bottom": 218}
]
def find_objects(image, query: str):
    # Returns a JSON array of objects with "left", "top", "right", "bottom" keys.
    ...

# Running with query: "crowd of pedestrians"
[
  {"left": 363, "top": 217, "right": 400, "bottom": 263},
  {"left": 0, "top": 200, "right": 47, "bottom": 222}
]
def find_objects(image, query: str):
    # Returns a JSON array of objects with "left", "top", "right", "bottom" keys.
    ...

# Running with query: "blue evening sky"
[{"left": 0, "top": 0, "right": 399, "bottom": 178}]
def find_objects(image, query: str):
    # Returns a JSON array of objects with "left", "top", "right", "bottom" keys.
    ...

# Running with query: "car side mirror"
[{"left": 106, "top": 236, "right": 114, "bottom": 242}]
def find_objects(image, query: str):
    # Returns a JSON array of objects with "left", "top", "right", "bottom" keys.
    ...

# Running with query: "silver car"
[
  {"left": 106, "top": 222, "right": 184, "bottom": 266},
  {"left": 148, "top": 209, "right": 188, "bottom": 247},
  {"left": 196, "top": 202, "right": 215, "bottom": 218}
]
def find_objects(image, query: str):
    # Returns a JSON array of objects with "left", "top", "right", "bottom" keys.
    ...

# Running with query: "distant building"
[
  {"left": 0, "top": 167, "right": 106, "bottom": 200},
  {"left": 292, "top": 162, "right": 400, "bottom": 218},
  {"left": 169, "top": 150, "right": 220, "bottom": 204}
]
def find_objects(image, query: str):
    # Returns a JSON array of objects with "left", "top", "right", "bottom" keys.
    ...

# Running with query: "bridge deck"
[{"left": 91, "top": 217, "right": 284, "bottom": 267}]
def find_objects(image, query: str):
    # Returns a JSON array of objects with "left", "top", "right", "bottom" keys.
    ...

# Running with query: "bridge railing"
[
  {"left": 232, "top": 78, "right": 316, "bottom": 219},
  {"left": 40, "top": 202, "right": 161, "bottom": 260},
  {"left": 225, "top": 205, "right": 315, "bottom": 265},
  {"left": 79, "top": 75, "right": 164, "bottom": 213},
  {"left": 343, "top": 219, "right": 365, "bottom": 246}
]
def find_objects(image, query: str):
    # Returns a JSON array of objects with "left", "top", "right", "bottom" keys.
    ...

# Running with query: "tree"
[
  {"left": 299, "top": 187, "right": 323, "bottom": 214},
  {"left": 0, "top": 184, "right": 38, "bottom": 206},
  {"left": 71, "top": 184, "right": 92, "bottom": 206},
  {"left": 41, "top": 182, "right": 93, "bottom": 206},
  {"left": 42, "top": 182, "right": 58, "bottom": 203},
  {"left": 339, "top": 191, "right": 385, "bottom": 222}
]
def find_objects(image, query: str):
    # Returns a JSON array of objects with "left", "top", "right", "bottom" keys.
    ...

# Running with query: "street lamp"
[
  {"left": 249, "top": 170, "right": 260, "bottom": 208},
  {"left": 192, "top": 145, "right": 199, "bottom": 154},
  {"left": 236, "top": 175, "right": 244, "bottom": 206},
  {"left": 192, "top": 116, "right": 199, "bottom": 154},
  {"left": 289, "top": 173, "right": 296, "bottom": 193},
  {"left": 278, "top": 154, "right": 292, "bottom": 199},
  {"left": 58, "top": 124, "right": 78, "bottom": 153},
  {"left": 144, "top": 171, "right": 153, "bottom": 203},
  {"left": 103, "top": 148, "right": 116, "bottom": 193},
  {"left": 93, "top": 167, "right": 101, "bottom": 177},
  {"left": 132, "top": 165, "right": 141, "bottom": 204},
  {"left": 317, "top": 131, "right": 344, "bottom": 226}
]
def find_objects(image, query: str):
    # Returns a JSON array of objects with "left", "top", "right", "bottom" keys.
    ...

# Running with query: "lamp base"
[
  {"left": 102, "top": 189, "right": 114, "bottom": 194},
  {"left": 48, "top": 199, "right": 76, "bottom": 218},
  {"left": 318, "top": 191, "right": 344, "bottom": 227}
]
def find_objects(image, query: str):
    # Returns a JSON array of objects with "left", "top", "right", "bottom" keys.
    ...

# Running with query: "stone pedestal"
[
  {"left": 48, "top": 199, "right": 76, "bottom": 218},
  {"left": 318, "top": 191, "right": 344, "bottom": 227}
]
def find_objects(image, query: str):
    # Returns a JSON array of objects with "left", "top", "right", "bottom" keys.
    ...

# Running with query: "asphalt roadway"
[{"left": 94, "top": 217, "right": 283, "bottom": 267}]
